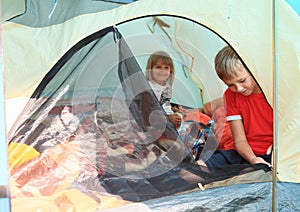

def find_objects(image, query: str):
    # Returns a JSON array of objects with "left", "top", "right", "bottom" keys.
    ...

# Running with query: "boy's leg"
[
  {"left": 201, "top": 149, "right": 248, "bottom": 167},
  {"left": 261, "top": 154, "right": 272, "bottom": 164}
]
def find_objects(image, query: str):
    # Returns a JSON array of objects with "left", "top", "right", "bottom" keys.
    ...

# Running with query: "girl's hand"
[{"left": 168, "top": 113, "right": 183, "bottom": 124}]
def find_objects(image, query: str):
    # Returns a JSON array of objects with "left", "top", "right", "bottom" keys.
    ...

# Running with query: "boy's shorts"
[{"left": 204, "top": 149, "right": 271, "bottom": 167}]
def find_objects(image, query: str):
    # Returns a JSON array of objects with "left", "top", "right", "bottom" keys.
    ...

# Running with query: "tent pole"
[
  {"left": 0, "top": 26, "right": 11, "bottom": 211},
  {"left": 272, "top": 0, "right": 279, "bottom": 212}
]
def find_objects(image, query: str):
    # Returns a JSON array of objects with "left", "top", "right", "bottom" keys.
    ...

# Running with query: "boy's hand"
[{"left": 251, "top": 156, "right": 271, "bottom": 167}]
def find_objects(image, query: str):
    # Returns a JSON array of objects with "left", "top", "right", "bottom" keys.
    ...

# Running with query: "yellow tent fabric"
[
  {"left": 3, "top": 0, "right": 273, "bottom": 101},
  {"left": 11, "top": 188, "right": 131, "bottom": 211},
  {"left": 2, "top": 0, "right": 300, "bottom": 192},
  {"left": 8, "top": 142, "right": 40, "bottom": 170}
]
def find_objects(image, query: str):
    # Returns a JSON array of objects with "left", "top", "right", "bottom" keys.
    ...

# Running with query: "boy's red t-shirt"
[{"left": 224, "top": 89, "right": 273, "bottom": 156}]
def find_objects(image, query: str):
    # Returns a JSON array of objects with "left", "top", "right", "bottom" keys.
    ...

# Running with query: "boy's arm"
[{"left": 229, "top": 120, "right": 271, "bottom": 166}]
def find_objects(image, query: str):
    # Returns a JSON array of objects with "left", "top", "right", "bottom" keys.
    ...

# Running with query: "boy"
[{"left": 198, "top": 46, "right": 273, "bottom": 167}]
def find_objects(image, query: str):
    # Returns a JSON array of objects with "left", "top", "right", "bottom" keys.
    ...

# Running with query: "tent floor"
[{"left": 101, "top": 170, "right": 300, "bottom": 211}]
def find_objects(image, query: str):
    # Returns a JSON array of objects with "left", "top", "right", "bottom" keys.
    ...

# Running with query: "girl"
[{"left": 145, "top": 51, "right": 182, "bottom": 124}]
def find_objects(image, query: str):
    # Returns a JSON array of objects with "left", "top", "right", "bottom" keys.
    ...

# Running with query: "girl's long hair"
[{"left": 145, "top": 51, "right": 175, "bottom": 86}]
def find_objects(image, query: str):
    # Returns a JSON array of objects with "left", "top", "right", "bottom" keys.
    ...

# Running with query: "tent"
[{"left": 2, "top": 0, "right": 300, "bottom": 211}]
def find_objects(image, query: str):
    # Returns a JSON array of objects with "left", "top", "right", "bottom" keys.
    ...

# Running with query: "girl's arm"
[{"left": 230, "top": 119, "right": 271, "bottom": 166}]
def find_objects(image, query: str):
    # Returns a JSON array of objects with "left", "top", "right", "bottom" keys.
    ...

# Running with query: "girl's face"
[
  {"left": 223, "top": 66, "right": 261, "bottom": 96},
  {"left": 151, "top": 59, "right": 171, "bottom": 86}
]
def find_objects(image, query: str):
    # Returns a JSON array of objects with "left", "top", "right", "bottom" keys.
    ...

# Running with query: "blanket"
[
  {"left": 181, "top": 107, "right": 234, "bottom": 153},
  {"left": 8, "top": 98, "right": 262, "bottom": 211}
]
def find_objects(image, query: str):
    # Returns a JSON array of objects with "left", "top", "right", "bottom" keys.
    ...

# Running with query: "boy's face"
[
  {"left": 222, "top": 67, "right": 260, "bottom": 96},
  {"left": 151, "top": 59, "right": 171, "bottom": 86}
]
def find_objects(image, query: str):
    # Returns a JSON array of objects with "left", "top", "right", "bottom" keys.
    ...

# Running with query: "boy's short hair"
[{"left": 214, "top": 46, "right": 244, "bottom": 81}]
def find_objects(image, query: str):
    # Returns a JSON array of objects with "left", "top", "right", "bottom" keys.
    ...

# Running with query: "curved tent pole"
[
  {"left": 272, "top": 0, "right": 279, "bottom": 211},
  {"left": 48, "top": 0, "right": 58, "bottom": 19}
]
